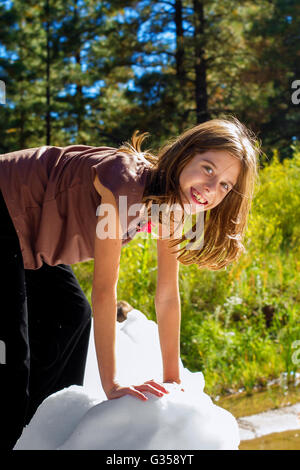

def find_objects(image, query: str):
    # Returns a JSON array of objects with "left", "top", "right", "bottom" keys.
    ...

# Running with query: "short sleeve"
[{"left": 90, "top": 150, "right": 151, "bottom": 242}]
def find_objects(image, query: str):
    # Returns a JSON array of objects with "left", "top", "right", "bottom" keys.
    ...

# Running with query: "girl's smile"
[
  {"left": 179, "top": 150, "right": 241, "bottom": 214},
  {"left": 190, "top": 186, "right": 209, "bottom": 205}
]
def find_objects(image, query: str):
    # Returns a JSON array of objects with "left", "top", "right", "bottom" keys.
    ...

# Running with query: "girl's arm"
[
  {"left": 92, "top": 175, "right": 169, "bottom": 400},
  {"left": 155, "top": 221, "right": 182, "bottom": 384}
]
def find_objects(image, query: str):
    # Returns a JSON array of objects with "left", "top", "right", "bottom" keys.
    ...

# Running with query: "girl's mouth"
[{"left": 190, "top": 187, "right": 208, "bottom": 206}]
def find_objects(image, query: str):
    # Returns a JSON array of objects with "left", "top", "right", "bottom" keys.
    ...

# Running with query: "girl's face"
[{"left": 179, "top": 150, "right": 241, "bottom": 214}]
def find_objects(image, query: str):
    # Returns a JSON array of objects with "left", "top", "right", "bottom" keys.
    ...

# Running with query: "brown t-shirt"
[{"left": 0, "top": 145, "right": 152, "bottom": 269}]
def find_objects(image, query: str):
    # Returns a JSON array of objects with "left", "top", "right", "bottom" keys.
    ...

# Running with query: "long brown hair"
[{"left": 119, "top": 116, "right": 260, "bottom": 271}]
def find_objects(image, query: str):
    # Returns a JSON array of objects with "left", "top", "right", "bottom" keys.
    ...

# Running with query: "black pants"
[{"left": 0, "top": 190, "right": 92, "bottom": 450}]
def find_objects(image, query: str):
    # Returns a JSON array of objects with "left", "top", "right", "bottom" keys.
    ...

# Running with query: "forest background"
[{"left": 0, "top": 0, "right": 300, "bottom": 399}]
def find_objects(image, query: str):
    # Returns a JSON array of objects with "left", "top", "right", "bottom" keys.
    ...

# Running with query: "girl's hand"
[{"left": 105, "top": 380, "right": 170, "bottom": 401}]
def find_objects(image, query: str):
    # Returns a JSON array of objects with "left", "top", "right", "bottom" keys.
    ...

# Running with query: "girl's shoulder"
[{"left": 91, "top": 150, "right": 151, "bottom": 197}]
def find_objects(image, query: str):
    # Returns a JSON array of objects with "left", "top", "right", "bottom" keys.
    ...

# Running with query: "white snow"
[
  {"left": 14, "top": 309, "right": 240, "bottom": 450},
  {"left": 238, "top": 403, "right": 300, "bottom": 440}
]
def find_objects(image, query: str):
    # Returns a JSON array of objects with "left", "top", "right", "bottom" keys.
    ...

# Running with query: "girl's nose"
[{"left": 203, "top": 178, "right": 217, "bottom": 195}]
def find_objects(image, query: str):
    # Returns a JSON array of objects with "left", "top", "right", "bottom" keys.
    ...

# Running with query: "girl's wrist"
[
  {"left": 163, "top": 378, "right": 181, "bottom": 385},
  {"left": 103, "top": 380, "right": 120, "bottom": 395}
]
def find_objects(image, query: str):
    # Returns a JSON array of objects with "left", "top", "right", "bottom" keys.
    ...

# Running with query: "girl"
[{"left": 0, "top": 116, "right": 259, "bottom": 449}]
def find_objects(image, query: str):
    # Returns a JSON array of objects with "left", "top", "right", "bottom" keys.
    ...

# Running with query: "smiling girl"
[
  {"left": 0, "top": 116, "right": 259, "bottom": 449},
  {"left": 94, "top": 117, "right": 259, "bottom": 402}
]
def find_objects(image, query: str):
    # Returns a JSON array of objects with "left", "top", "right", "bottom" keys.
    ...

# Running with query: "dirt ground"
[{"left": 239, "top": 430, "right": 300, "bottom": 450}]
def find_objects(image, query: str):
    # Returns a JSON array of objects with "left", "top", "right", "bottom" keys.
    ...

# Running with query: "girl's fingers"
[
  {"left": 135, "top": 384, "right": 165, "bottom": 397},
  {"left": 108, "top": 386, "right": 147, "bottom": 401},
  {"left": 107, "top": 381, "right": 172, "bottom": 402},
  {"left": 127, "top": 386, "right": 148, "bottom": 401},
  {"left": 143, "top": 380, "right": 169, "bottom": 394}
]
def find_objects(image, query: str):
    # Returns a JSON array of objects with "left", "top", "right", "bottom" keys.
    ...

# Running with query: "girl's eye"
[
  {"left": 204, "top": 166, "right": 230, "bottom": 191},
  {"left": 204, "top": 166, "right": 213, "bottom": 174}
]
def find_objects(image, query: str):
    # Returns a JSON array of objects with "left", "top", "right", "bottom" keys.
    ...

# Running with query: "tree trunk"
[
  {"left": 175, "top": 0, "right": 185, "bottom": 87},
  {"left": 45, "top": 0, "right": 51, "bottom": 145},
  {"left": 193, "top": 0, "right": 209, "bottom": 123},
  {"left": 74, "top": 1, "right": 83, "bottom": 139}
]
